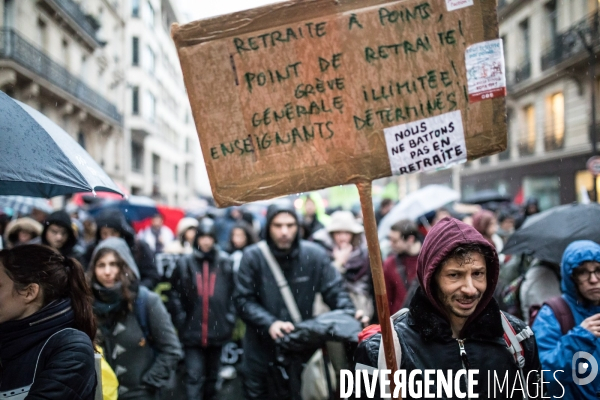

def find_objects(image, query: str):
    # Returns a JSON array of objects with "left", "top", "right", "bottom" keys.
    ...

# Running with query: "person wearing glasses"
[{"left": 533, "top": 240, "right": 600, "bottom": 400}]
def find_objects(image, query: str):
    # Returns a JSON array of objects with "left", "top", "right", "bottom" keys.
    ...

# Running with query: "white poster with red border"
[{"left": 465, "top": 39, "right": 507, "bottom": 103}]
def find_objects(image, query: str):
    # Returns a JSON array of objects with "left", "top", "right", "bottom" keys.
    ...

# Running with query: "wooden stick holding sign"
[
  {"left": 357, "top": 180, "right": 398, "bottom": 395},
  {"left": 171, "top": 0, "right": 506, "bottom": 395}
]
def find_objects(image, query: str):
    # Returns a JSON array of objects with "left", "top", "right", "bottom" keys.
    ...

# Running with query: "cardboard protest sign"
[{"left": 172, "top": 0, "right": 506, "bottom": 207}]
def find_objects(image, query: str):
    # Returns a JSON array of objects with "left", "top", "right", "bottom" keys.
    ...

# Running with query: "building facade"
[
  {"left": 123, "top": 0, "right": 203, "bottom": 206},
  {"left": 0, "top": 0, "right": 126, "bottom": 186},
  {"left": 420, "top": 0, "right": 600, "bottom": 210}
]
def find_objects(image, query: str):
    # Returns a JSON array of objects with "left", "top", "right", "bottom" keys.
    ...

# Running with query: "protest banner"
[{"left": 172, "top": 0, "right": 506, "bottom": 390}]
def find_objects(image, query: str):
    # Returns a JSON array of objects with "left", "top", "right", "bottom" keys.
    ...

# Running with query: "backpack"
[
  {"left": 500, "top": 274, "right": 526, "bottom": 320},
  {"left": 529, "top": 296, "right": 575, "bottom": 334},
  {"left": 134, "top": 286, "right": 152, "bottom": 345}
]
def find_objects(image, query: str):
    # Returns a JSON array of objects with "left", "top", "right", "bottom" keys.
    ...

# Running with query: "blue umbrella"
[
  {"left": 88, "top": 196, "right": 159, "bottom": 223},
  {"left": 0, "top": 90, "right": 123, "bottom": 198}
]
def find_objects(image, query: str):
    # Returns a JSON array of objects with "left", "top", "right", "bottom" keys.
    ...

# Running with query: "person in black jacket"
[
  {"left": 170, "top": 218, "right": 235, "bottom": 400},
  {"left": 354, "top": 217, "right": 543, "bottom": 399},
  {"left": 0, "top": 244, "right": 97, "bottom": 399},
  {"left": 234, "top": 200, "right": 355, "bottom": 400},
  {"left": 82, "top": 209, "right": 159, "bottom": 289},
  {"left": 42, "top": 210, "right": 84, "bottom": 262}
]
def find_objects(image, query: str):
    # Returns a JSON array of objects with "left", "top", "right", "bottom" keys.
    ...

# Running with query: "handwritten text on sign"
[
  {"left": 384, "top": 110, "right": 466, "bottom": 175},
  {"left": 172, "top": 0, "right": 506, "bottom": 206}
]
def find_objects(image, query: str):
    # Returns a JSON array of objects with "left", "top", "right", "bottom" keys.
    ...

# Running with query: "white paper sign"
[
  {"left": 384, "top": 110, "right": 466, "bottom": 176},
  {"left": 446, "top": 0, "right": 473, "bottom": 11},
  {"left": 465, "top": 39, "right": 507, "bottom": 103}
]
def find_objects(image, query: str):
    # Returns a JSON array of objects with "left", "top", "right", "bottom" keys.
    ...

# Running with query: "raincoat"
[{"left": 532, "top": 240, "right": 600, "bottom": 399}]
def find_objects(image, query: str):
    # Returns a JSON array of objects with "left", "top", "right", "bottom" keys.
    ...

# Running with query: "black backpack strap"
[{"left": 544, "top": 296, "right": 575, "bottom": 335}]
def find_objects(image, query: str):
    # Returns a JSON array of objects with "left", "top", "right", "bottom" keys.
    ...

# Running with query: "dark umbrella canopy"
[
  {"left": 464, "top": 189, "right": 511, "bottom": 205},
  {"left": 0, "top": 91, "right": 122, "bottom": 198},
  {"left": 502, "top": 203, "right": 600, "bottom": 264}
]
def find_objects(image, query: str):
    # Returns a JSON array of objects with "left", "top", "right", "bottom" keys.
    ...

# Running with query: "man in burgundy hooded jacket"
[{"left": 355, "top": 217, "right": 543, "bottom": 399}]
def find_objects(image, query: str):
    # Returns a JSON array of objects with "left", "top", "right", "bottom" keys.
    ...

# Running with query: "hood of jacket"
[
  {"left": 417, "top": 217, "right": 499, "bottom": 329},
  {"left": 94, "top": 209, "right": 135, "bottom": 247},
  {"left": 561, "top": 240, "right": 600, "bottom": 302},
  {"left": 4, "top": 217, "right": 43, "bottom": 246},
  {"left": 42, "top": 210, "right": 78, "bottom": 255},
  {"left": 265, "top": 200, "right": 300, "bottom": 258},
  {"left": 91, "top": 237, "right": 140, "bottom": 279}
]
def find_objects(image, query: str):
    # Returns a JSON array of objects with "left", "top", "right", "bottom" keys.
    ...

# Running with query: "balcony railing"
[
  {"left": 544, "top": 134, "right": 564, "bottom": 152},
  {"left": 0, "top": 29, "right": 122, "bottom": 124},
  {"left": 541, "top": 11, "right": 600, "bottom": 70},
  {"left": 40, "top": 0, "right": 101, "bottom": 47}
]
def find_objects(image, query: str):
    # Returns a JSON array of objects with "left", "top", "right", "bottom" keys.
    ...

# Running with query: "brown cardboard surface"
[{"left": 172, "top": 0, "right": 506, "bottom": 207}]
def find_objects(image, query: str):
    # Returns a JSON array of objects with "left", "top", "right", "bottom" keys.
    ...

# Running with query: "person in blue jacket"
[{"left": 533, "top": 240, "right": 600, "bottom": 399}]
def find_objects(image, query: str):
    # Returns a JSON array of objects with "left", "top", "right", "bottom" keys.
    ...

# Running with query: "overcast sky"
[{"left": 177, "top": 0, "right": 288, "bottom": 22}]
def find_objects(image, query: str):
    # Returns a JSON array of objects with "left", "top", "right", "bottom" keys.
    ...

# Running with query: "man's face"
[
  {"left": 45, "top": 224, "right": 68, "bottom": 249},
  {"left": 434, "top": 251, "right": 487, "bottom": 319},
  {"left": 197, "top": 236, "right": 215, "bottom": 253},
  {"left": 304, "top": 199, "right": 316, "bottom": 217},
  {"left": 573, "top": 261, "right": 600, "bottom": 305},
  {"left": 332, "top": 231, "right": 353, "bottom": 248},
  {"left": 269, "top": 213, "right": 298, "bottom": 250},
  {"left": 500, "top": 217, "right": 514, "bottom": 233},
  {"left": 389, "top": 230, "right": 411, "bottom": 255},
  {"left": 100, "top": 227, "right": 120, "bottom": 241},
  {"left": 151, "top": 215, "right": 163, "bottom": 229}
]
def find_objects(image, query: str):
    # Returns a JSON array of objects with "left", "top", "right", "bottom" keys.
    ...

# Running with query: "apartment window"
[
  {"left": 480, "top": 156, "right": 490, "bottom": 165},
  {"left": 515, "top": 19, "right": 531, "bottom": 82},
  {"left": 62, "top": 39, "right": 70, "bottom": 70},
  {"left": 544, "top": 0, "right": 557, "bottom": 49},
  {"left": 152, "top": 153, "right": 160, "bottom": 176},
  {"left": 519, "top": 105, "right": 536, "bottom": 155},
  {"left": 143, "top": 45, "right": 155, "bottom": 75},
  {"left": 132, "top": 37, "right": 139, "bottom": 66},
  {"left": 143, "top": 1, "right": 155, "bottom": 28},
  {"left": 174, "top": 165, "right": 179, "bottom": 183},
  {"left": 131, "top": 0, "right": 140, "bottom": 17},
  {"left": 143, "top": 90, "right": 155, "bottom": 122},
  {"left": 132, "top": 86, "right": 139, "bottom": 115},
  {"left": 185, "top": 137, "right": 190, "bottom": 153},
  {"left": 131, "top": 142, "right": 143, "bottom": 172},
  {"left": 184, "top": 164, "right": 190, "bottom": 185},
  {"left": 545, "top": 92, "right": 564, "bottom": 151},
  {"left": 519, "top": 19, "right": 530, "bottom": 65}
]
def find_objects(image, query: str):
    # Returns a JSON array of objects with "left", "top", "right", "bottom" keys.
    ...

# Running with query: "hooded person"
[
  {"left": 42, "top": 210, "right": 84, "bottom": 262},
  {"left": 89, "top": 237, "right": 183, "bottom": 400},
  {"left": 164, "top": 217, "right": 199, "bottom": 255},
  {"left": 169, "top": 218, "right": 235, "bottom": 400},
  {"left": 233, "top": 200, "right": 355, "bottom": 400},
  {"left": 4, "top": 217, "right": 43, "bottom": 249},
  {"left": 355, "top": 217, "right": 542, "bottom": 399},
  {"left": 82, "top": 209, "right": 159, "bottom": 289},
  {"left": 533, "top": 240, "right": 600, "bottom": 399}
]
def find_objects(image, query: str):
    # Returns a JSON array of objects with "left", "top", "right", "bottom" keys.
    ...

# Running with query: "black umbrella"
[
  {"left": 502, "top": 203, "right": 600, "bottom": 264},
  {"left": 0, "top": 91, "right": 123, "bottom": 198},
  {"left": 464, "top": 189, "right": 511, "bottom": 205}
]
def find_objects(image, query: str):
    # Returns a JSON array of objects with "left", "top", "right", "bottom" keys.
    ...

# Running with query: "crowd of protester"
[{"left": 0, "top": 192, "right": 599, "bottom": 399}]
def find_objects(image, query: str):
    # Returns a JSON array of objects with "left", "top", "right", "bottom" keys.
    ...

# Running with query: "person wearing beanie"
[
  {"left": 42, "top": 210, "right": 84, "bottom": 262},
  {"left": 355, "top": 217, "right": 542, "bottom": 399},
  {"left": 169, "top": 218, "right": 235, "bottom": 400}
]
